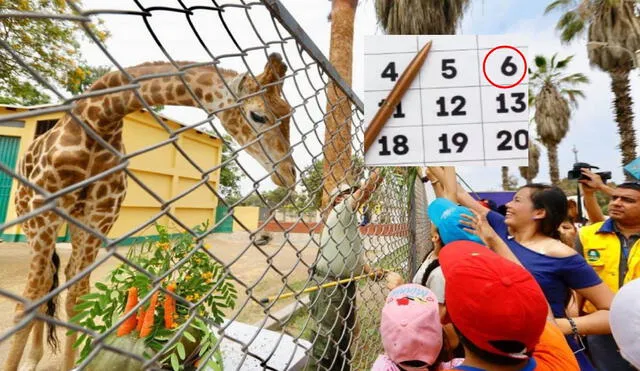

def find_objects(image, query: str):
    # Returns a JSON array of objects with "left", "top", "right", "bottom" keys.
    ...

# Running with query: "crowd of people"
[{"left": 304, "top": 165, "right": 640, "bottom": 371}]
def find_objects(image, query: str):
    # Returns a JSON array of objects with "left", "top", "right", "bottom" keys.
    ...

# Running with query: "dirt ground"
[{"left": 0, "top": 231, "right": 318, "bottom": 370}]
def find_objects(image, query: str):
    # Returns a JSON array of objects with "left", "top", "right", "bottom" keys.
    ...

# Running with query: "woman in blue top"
[{"left": 448, "top": 180, "right": 614, "bottom": 371}]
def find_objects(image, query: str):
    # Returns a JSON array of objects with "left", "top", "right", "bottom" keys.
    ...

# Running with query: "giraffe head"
[{"left": 218, "top": 53, "right": 296, "bottom": 188}]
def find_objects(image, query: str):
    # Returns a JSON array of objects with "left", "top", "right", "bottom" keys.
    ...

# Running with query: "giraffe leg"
[
  {"left": 62, "top": 226, "right": 104, "bottom": 371},
  {"left": 24, "top": 252, "right": 60, "bottom": 370},
  {"left": 4, "top": 215, "right": 61, "bottom": 371},
  {"left": 61, "top": 251, "right": 78, "bottom": 371},
  {"left": 20, "top": 310, "right": 46, "bottom": 371},
  {"left": 62, "top": 227, "right": 94, "bottom": 371},
  {"left": 62, "top": 174, "right": 125, "bottom": 371}
]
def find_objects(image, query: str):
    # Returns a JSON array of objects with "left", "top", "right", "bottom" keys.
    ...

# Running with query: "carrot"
[
  {"left": 135, "top": 307, "right": 145, "bottom": 333},
  {"left": 139, "top": 291, "right": 159, "bottom": 338},
  {"left": 117, "top": 287, "right": 139, "bottom": 336},
  {"left": 164, "top": 282, "right": 176, "bottom": 329}
]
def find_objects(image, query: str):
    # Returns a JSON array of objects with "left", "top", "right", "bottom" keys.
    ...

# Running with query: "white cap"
[{"left": 610, "top": 278, "right": 640, "bottom": 368}]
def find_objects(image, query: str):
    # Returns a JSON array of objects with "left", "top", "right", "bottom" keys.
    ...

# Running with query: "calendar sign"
[{"left": 364, "top": 35, "right": 530, "bottom": 167}]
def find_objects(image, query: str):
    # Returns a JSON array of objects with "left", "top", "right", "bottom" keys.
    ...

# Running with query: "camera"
[{"left": 567, "top": 162, "right": 612, "bottom": 183}]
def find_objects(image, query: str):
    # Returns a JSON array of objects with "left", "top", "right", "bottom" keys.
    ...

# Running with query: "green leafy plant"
[{"left": 70, "top": 222, "right": 236, "bottom": 370}]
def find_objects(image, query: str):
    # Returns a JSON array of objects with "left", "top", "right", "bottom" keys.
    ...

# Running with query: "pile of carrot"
[{"left": 116, "top": 283, "right": 177, "bottom": 338}]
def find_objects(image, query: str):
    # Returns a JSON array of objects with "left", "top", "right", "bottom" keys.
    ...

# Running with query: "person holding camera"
[{"left": 576, "top": 168, "right": 639, "bottom": 371}]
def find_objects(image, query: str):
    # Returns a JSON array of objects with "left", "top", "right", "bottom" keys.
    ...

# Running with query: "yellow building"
[{"left": 0, "top": 104, "right": 224, "bottom": 244}]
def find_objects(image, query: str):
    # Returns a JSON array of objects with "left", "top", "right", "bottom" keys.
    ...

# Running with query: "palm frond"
[
  {"left": 562, "top": 89, "right": 586, "bottom": 107},
  {"left": 555, "top": 9, "right": 588, "bottom": 42},
  {"left": 544, "top": 0, "right": 575, "bottom": 14},
  {"left": 556, "top": 10, "right": 577, "bottom": 29},
  {"left": 559, "top": 73, "right": 590, "bottom": 85},
  {"left": 534, "top": 55, "right": 548, "bottom": 72},
  {"left": 555, "top": 54, "right": 574, "bottom": 69}
]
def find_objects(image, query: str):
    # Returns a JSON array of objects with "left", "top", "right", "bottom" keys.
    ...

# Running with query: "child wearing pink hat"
[{"left": 372, "top": 284, "right": 463, "bottom": 371}]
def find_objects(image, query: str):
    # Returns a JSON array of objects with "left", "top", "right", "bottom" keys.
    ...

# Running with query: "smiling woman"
[{"left": 427, "top": 168, "right": 616, "bottom": 371}]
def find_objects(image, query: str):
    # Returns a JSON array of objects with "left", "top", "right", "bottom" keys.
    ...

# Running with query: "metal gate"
[
  {"left": 213, "top": 205, "right": 234, "bottom": 233},
  {"left": 0, "top": 2, "right": 431, "bottom": 370},
  {"left": 0, "top": 136, "right": 19, "bottom": 225}
]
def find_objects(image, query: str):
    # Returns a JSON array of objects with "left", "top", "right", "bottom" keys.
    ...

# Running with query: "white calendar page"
[{"left": 364, "top": 35, "right": 530, "bottom": 167}]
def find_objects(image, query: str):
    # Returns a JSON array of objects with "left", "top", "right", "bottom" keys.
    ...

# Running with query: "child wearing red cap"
[
  {"left": 442, "top": 172, "right": 613, "bottom": 371},
  {"left": 439, "top": 241, "right": 579, "bottom": 371},
  {"left": 372, "top": 284, "right": 463, "bottom": 371}
]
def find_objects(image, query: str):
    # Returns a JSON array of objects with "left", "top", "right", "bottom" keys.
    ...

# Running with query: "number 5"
[{"left": 442, "top": 59, "right": 457, "bottom": 79}]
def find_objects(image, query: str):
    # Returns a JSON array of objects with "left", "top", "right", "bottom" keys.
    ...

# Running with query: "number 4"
[{"left": 381, "top": 62, "right": 399, "bottom": 82}]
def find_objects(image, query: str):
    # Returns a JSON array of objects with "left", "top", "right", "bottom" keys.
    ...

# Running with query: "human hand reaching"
[
  {"left": 385, "top": 271, "right": 404, "bottom": 290},
  {"left": 459, "top": 209, "right": 499, "bottom": 246}
]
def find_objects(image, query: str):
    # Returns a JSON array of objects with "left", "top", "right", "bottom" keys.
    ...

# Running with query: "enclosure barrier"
[{"left": 0, "top": 1, "right": 430, "bottom": 369}]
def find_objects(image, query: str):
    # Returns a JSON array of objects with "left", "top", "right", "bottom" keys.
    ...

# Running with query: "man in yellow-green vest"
[{"left": 577, "top": 180, "right": 640, "bottom": 371}]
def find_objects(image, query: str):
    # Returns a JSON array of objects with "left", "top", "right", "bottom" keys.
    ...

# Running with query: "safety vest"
[{"left": 579, "top": 220, "right": 640, "bottom": 313}]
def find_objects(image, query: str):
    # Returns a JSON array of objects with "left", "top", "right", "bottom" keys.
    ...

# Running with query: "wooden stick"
[
  {"left": 259, "top": 271, "right": 386, "bottom": 304},
  {"left": 364, "top": 40, "right": 433, "bottom": 153}
]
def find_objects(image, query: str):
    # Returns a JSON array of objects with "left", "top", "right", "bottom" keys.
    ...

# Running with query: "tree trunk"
[
  {"left": 321, "top": 0, "right": 357, "bottom": 211},
  {"left": 518, "top": 167, "right": 531, "bottom": 184},
  {"left": 501, "top": 166, "right": 509, "bottom": 190},
  {"left": 610, "top": 69, "right": 637, "bottom": 180},
  {"left": 547, "top": 144, "right": 560, "bottom": 185}
]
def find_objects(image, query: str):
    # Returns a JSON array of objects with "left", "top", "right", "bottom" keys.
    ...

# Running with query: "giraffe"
[{"left": 4, "top": 53, "right": 295, "bottom": 371}]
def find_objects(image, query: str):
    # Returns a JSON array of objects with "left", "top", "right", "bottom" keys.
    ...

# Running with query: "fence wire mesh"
[{"left": 0, "top": 1, "right": 430, "bottom": 370}]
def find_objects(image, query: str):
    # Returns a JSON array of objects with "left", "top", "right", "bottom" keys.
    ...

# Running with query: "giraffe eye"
[{"left": 250, "top": 111, "right": 267, "bottom": 124}]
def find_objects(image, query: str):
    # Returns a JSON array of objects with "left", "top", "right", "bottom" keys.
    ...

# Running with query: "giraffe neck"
[{"left": 75, "top": 62, "right": 240, "bottom": 133}]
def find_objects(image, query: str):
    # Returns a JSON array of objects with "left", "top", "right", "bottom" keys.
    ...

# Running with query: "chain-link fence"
[{"left": 0, "top": 1, "right": 430, "bottom": 370}]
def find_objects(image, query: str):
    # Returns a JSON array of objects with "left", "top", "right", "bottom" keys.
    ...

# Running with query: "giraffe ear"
[
  {"left": 228, "top": 72, "right": 248, "bottom": 98},
  {"left": 258, "top": 53, "right": 287, "bottom": 87}
]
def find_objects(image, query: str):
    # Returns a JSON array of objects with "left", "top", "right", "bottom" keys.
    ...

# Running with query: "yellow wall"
[
  {"left": 232, "top": 206, "right": 260, "bottom": 232},
  {"left": 0, "top": 106, "right": 39, "bottom": 237},
  {"left": 0, "top": 107, "right": 222, "bottom": 242}
]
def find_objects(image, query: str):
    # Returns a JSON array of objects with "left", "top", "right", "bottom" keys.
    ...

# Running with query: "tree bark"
[
  {"left": 610, "top": 69, "right": 637, "bottom": 180},
  {"left": 547, "top": 144, "right": 559, "bottom": 185},
  {"left": 501, "top": 166, "right": 510, "bottom": 190},
  {"left": 321, "top": 0, "right": 357, "bottom": 211}
]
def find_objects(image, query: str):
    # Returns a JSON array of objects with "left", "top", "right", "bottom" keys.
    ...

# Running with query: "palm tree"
[
  {"left": 501, "top": 166, "right": 510, "bottom": 190},
  {"left": 546, "top": 0, "right": 640, "bottom": 178},
  {"left": 322, "top": 0, "right": 358, "bottom": 210},
  {"left": 519, "top": 142, "right": 541, "bottom": 184},
  {"left": 530, "top": 54, "right": 589, "bottom": 184},
  {"left": 375, "top": 0, "right": 470, "bottom": 34}
]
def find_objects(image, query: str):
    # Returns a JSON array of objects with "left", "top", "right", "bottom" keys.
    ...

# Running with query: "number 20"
[{"left": 497, "top": 129, "right": 528, "bottom": 151}]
